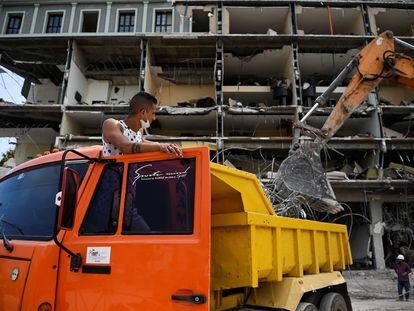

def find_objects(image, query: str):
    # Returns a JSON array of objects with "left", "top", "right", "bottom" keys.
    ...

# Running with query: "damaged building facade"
[{"left": 0, "top": 0, "right": 413, "bottom": 269}]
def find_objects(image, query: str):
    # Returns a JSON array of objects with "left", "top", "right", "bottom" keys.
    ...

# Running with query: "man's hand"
[{"left": 159, "top": 143, "right": 183, "bottom": 157}]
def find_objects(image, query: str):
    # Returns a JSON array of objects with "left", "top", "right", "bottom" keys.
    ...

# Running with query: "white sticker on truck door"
[{"left": 86, "top": 247, "right": 111, "bottom": 264}]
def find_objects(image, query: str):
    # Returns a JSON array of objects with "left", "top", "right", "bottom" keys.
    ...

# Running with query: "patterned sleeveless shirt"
[{"left": 102, "top": 120, "right": 143, "bottom": 156}]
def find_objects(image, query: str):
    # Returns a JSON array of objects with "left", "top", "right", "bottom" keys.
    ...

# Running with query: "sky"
[{"left": 0, "top": 66, "right": 26, "bottom": 157}]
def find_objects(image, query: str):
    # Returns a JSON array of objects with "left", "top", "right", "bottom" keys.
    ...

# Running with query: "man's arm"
[
  {"left": 102, "top": 119, "right": 182, "bottom": 156},
  {"left": 406, "top": 263, "right": 412, "bottom": 275}
]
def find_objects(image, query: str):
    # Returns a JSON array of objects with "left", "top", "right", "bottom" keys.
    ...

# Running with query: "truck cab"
[{"left": 0, "top": 146, "right": 352, "bottom": 311}]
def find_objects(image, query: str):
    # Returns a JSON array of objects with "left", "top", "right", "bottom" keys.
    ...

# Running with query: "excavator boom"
[
  {"left": 273, "top": 32, "right": 414, "bottom": 215},
  {"left": 322, "top": 31, "right": 414, "bottom": 138}
]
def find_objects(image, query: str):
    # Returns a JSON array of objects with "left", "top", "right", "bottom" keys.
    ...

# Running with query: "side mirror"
[{"left": 57, "top": 167, "right": 79, "bottom": 231}]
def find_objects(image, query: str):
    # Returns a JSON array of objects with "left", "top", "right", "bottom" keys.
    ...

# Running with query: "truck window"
[
  {"left": 0, "top": 164, "right": 60, "bottom": 240},
  {"left": 122, "top": 158, "right": 196, "bottom": 235},
  {"left": 0, "top": 162, "right": 90, "bottom": 240},
  {"left": 79, "top": 163, "right": 123, "bottom": 235},
  {"left": 66, "top": 161, "right": 89, "bottom": 184}
]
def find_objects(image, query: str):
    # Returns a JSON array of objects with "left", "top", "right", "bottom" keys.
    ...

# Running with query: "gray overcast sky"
[{"left": 0, "top": 66, "right": 25, "bottom": 157}]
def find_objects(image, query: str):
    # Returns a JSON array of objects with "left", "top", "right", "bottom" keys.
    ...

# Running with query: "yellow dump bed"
[{"left": 210, "top": 163, "right": 353, "bottom": 291}]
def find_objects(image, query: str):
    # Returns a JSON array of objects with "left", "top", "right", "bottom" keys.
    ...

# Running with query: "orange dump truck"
[{"left": 0, "top": 146, "right": 352, "bottom": 311}]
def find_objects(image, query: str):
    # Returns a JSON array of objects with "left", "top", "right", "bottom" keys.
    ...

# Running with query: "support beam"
[
  {"left": 105, "top": 2, "right": 112, "bottom": 33},
  {"left": 68, "top": 3, "right": 77, "bottom": 34},
  {"left": 138, "top": 40, "right": 147, "bottom": 91},
  {"left": 369, "top": 201, "right": 386, "bottom": 270},
  {"left": 60, "top": 39, "right": 73, "bottom": 106},
  {"left": 142, "top": 1, "right": 148, "bottom": 33},
  {"left": 215, "top": 39, "right": 224, "bottom": 163},
  {"left": 30, "top": 4, "right": 40, "bottom": 34},
  {"left": 361, "top": 4, "right": 373, "bottom": 35}
]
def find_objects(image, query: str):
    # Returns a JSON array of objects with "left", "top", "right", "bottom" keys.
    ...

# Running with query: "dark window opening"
[
  {"left": 79, "top": 163, "right": 123, "bottom": 235},
  {"left": 118, "top": 12, "right": 135, "bottom": 32},
  {"left": 6, "top": 14, "right": 23, "bottom": 34},
  {"left": 155, "top": 11, "right": 172, "bottom": 33},
  {"left": 192, "top": 10, "right": 209, "bottom": 33},
  {"left": 123, "top": 158, "right": 196, "bottom": 235},
  {"left": 46, "top": 13, "right": 63, "bottom": 33},
  {"left": 81, "top": 12, "right": 99, "bottom": 33}
]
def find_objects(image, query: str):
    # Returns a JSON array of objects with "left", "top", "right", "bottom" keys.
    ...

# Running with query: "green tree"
[{"left": 0, "top": 149, "right": 15, "bottom": 166}]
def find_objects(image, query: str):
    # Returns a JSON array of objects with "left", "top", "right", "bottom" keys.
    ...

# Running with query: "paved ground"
[{"left": 343, "top": 269, "right": 414, "bottom": 311}]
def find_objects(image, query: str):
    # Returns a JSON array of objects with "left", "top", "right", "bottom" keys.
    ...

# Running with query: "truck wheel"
[
  {"left": 296, "top": 302, "right": 318, "bottom": 311},
  {"left": 319, "top": 293, "right": 347, "bottom": 311}
]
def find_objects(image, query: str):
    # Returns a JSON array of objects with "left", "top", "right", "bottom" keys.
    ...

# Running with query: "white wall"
[
  {"left": 109, "top": 85, "right": 140, "bottom": 104},
  {"left": 27, "top": 80, "right": 60, "bottom": 104},
  {"left": 85, "top": 79, "right": 111, "bottom": 104},
  {"left": 64, "top": 42, "right": 87, "bottom": 105}
]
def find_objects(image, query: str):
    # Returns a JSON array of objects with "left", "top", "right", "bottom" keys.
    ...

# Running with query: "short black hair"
[{"left": 129, "top": 91, "right": 157, "bottom": 115}]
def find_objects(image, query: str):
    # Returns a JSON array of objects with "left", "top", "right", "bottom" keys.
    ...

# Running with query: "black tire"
[
  {"left": 296, "top": 302, "right": 318, "bottom": 311},
  {"left": 319, "top": 292, "right": 347, "bottom": 311}
]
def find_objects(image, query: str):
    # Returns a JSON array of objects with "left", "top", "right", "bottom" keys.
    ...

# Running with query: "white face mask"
[{"left": 140, "top": 119, "right": 150, "bottom": 130}]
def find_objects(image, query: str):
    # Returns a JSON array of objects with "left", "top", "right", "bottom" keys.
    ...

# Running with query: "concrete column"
[
  {"left": 179, "top": 15, "right": 184, "bottom": 33},
  {"left": 30, "top": 4, "right": 40, "bottom": 34},
  {"left": 68, "top": 3, "right": 77, "bottom": 33},
  {"left": 105, "top": 2, "right": 112, "bottom": 33},
  {"left": 370, "top": 200, "right": 386, "bottom": 270},
  {"left": 142, "top": 1, "right": 148, "bottom": 32}
]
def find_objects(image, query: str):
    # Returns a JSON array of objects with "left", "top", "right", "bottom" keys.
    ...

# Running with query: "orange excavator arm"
[{"left": 300, "top": 31, "right": 414, "bottom": 139}]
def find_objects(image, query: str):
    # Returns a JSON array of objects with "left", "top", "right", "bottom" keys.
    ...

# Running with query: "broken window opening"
[
  {"left": 372, "top": 8, "right": 414, "bottom": 37},
  {"left": 118, "top": 11, "right": 135, "bottom": 32},
  {"left": 81, "top": 11, "right": 99, "bottom": 33},
  {"left": 154, "top": 10, "right": 173, "bottom": 33},
  {"left": 296, "top": 6, "right": 365, "bottom": 35},
  {"left": 224, "top": 114, "right": 294, "bottom": 138},
  {"left": 192, "top": 10, "right": 209, "bottom": 33},
  {"left": 46, "top": 12, "right": 63, "bottom": 33},
  {"left": 378, "top": 83, "right": 414, "bottom": 107},
  {"left": 306, "top": 110, "right": 380, "bottom": 138},
  {"left": 223, "top": 47, "right": 295, "bottom": 107},
  {"left": 150, "top": 112, "right": 216, "bottom": 137},
  {"left": 382, "top": 150, "right": 414, "bottom": 179},
  {"left": 5, "top": 14, "right": 23, "bottom": 34},
  {"left": 225, "top": 7, "right": 291, "bottom": 34},
  {"left": 299, "top": 50, "right": 358, "bottom": 107},
  {"left": 146, "top": 45, "right": 216, "bottom": 107},
  {"left": 318, "top": 149, "right": 379, "bottom": 180},
  {"left": 381, "top": 110, "right": 414, "bottom": 139}
]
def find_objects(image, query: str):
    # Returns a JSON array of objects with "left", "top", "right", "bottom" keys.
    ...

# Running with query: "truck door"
[
  {"left": 55, "top": 148, "right": 211, "bottom": 310},
  {"left": 0, "top": 161, "right": 90, "bottom": 311}
]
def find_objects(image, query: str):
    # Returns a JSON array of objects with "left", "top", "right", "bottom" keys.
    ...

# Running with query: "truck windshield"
[{"left": 0, "top": 162, "right": 88, "bottom": 240}]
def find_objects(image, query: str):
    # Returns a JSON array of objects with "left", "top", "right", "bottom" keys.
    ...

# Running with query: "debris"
[
  {"left": 357, "top": 168, "right": 380, "bottom": 180},
  {"left": 383, "top": 126, "right": 404, "bottom": 138},
  {"left": 266, "top": 28, "right": 278, "bottom": 35},
  {"left": 388, "top": 162, "right": 414, "bottom": 180},
  {"left": 270, "top": 141, "right": 343, "bottom": 214},
  {"left": 196, "top": 96, "right": 215, "bottom": 108},
  {"left": 228, "top": 98, "right": 243, "bottom": 108},
  {"left": 157, "top": 106, "right": 215, "bottom": 115},
  {"left": 388, "top": 162, "right": 414, "bottom": 175},
  {"left": 327, "top": 171, "right": 349, "bottom": 180}
]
